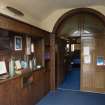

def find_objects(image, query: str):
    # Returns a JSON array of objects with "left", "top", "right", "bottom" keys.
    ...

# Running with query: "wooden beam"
[{"left": 50, "top": 33, "right": 56, "bottom": 90}]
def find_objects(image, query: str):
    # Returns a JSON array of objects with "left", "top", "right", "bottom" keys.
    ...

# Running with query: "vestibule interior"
[{"left": 55, "top": 10, "right": 105, "bottom": 93}]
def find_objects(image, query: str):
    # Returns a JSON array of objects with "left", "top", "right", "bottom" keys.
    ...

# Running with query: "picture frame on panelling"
[
  {"left": 96, "top": 56, "right": 104, "bottom": 66},
  {"left": 14, "top": 36, "right": 22, "bottom": 51},
  {"left": 26, "top": 36, "right": 31, "bottom": 55},
  {"left": 0, "top": 61, "right": 7, "bottom": 75}
]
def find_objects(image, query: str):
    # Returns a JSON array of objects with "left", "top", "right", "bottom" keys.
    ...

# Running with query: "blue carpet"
[
  {"left": 37, "top": 90, "right": 105, "bottom": 105},
  {"left": 58, "top": 68, "right": 80, "bottom": 90},
  {"left": 36, "top": 67, "right": 105, "bottom": 105}
]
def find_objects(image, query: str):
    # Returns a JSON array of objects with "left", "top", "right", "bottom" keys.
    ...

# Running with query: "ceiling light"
[{"left": 6, "top": 6, "right": 24, "bottom": 16}]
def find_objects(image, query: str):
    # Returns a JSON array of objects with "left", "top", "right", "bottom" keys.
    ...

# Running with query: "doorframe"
[{"left": 50, "top": 8, "right": 105, "bottom": 90}]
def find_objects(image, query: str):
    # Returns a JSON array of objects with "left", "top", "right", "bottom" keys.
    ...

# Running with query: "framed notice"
[
  {"left": 84, "top": 55, "right": 91, "bottom": 64},
  {"left": 96, "top": 56, "right": 104, "bottom": 66},
  {"left": 14, "top": 36, "right": 22, "bottom": 51},
  {"left": 83, "top": 46, "right": 90, "bottom": 55},
  {"left": 0, "top": 61, "right": 7, "bottom": 75},
  {"left": 26, "top": 37, "right": 31, "bottom": 55}
]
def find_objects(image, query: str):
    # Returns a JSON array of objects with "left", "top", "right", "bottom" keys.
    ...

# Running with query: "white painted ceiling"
[{"left": 0, "top": 0, "right": 105, "bottom": 31}]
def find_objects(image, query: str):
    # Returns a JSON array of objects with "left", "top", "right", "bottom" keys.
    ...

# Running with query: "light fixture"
[{"left": 6, "top": 6, "right": 24, "bottom": 16}]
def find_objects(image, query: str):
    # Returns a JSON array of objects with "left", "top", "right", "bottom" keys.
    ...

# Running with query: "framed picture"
[
  {"left": 96, "top": 56, "right": 104, "bottom": 66},
  {"left": 26, "top": 37, "right": 31, "bottom": 55},
  {"left": 84, "top": 55, "right": 91, "bottom": 64},
  {"left": 0, "top": 61, "right": 7, "bottom": 75},
  {"left": 14, "top": 36, "right": 22, "bottom": 51}
]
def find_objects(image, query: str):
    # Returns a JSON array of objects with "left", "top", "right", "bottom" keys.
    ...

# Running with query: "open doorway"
[
  {"left": 58, "top": 37, "right": 81, "bottom": 90},
  {"left": 53, "top": 8, "right": 105, "bottom": 93}
]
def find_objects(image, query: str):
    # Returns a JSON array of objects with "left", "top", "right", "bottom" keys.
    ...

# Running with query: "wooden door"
[{"left": 81, "top": 36, "right": 105, "bottom": 92}]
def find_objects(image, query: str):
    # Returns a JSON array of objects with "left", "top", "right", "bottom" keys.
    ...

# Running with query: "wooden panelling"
[
  {"left": 34, "top": 39, "right": 45, "bottom": 66},
  {"left": 52, "top": 8, "right": 105, "bottom": 93},
  {"left": 0, "top": 68, "right": 49, "bottom": 105},
  {"left": 56, "top": 39, "right": 66, "bottom": 87},
  {"left": 50, "top": 33, "right": 56, "bottom": 90},
  {"left": 81, "top": 36, "right": 105, "bottom": 92},
  {"left": 44, "top": 34, "right": 50, "bottom": 90},
  {"left": 0, "top": 13, "right": 50, "bottom": 105},
  {"left": 0, "top": 14, "right": 49, "bottom": 37}
]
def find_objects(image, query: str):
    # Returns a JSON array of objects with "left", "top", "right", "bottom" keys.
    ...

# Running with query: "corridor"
[{"left": 58, "top": 68, "right": 80, "bottom": 90}]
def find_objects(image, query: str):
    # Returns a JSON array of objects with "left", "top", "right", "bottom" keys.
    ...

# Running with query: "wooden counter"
[{"left": 0, "top": 68, "right": 50, "bottom": 105}]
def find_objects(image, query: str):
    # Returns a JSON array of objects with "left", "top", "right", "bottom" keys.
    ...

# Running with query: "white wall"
[{"left": 0, "top": 2, "right": 40, "bottom": 28}]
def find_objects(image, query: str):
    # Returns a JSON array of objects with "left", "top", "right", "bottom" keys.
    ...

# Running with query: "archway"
[
  {"left": 53, "top": 8, "right": 105, "bottom": 34},
  {"left": 52, "top": 8, "right": 105, "bottom": 92}
]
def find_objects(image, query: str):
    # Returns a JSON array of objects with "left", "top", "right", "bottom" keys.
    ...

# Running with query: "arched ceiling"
[{"left": 0, "top": 0, "right": 105, "bottom": 32}]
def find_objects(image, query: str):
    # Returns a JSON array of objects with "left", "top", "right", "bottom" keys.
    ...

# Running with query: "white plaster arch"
[{"left": 40, "top": 5, "right": 105, "bottom": 32}]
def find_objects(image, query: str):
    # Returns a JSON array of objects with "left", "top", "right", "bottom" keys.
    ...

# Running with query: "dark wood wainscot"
[
  {"left": 0, "top": 68, "right": 49, "bottom": 105},
  {"left": 0, "top": 14, "right": 50, "bottom": 105}
]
